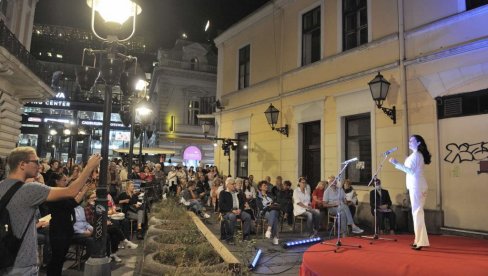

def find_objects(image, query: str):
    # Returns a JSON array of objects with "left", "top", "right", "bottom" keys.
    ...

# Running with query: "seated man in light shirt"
[{"left": 323, "top": 178, "right": 364, "bottom": 235}]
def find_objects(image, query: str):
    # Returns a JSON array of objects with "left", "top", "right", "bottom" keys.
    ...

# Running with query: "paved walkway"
[
  {"left": 39, "top": 207, "right": 357, "bottom": 275},
  {"left": 39, "top": 238, "right": 143, "bottom": 276}
]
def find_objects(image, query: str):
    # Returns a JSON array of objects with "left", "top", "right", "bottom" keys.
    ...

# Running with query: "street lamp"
[
  {"left": 264, "top": 103, "right": 289, "bottom": 137},
  {"left": 122, "top": 75, "right": 152, "bottom": 177},
  {"left": 134, "top": 98, "right": 153, "bottom": 167},
  {"left": 200, "top": 123, "right": 240, "bottom": 176},
  {"left": 368, "top": 72, "right": 396, "bottom": 124},
  {"left": 77, "top": 1, "right": 142, "bottom": 275}
]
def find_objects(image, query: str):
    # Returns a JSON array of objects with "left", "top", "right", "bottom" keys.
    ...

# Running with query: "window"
[
  {"left": 238, "top": 45, "right": 250, "bottom": 89},
  {"left": 236, "top": 132, "right": 248, "bottom": 177},
  {"left": 190, "top": 57, "right": 199, "bottom": 70},
  {"left": 302, "top": 6, "right": 321, "bottom": 66},
  {"left": 0, "top": 0, "right": 7, "bottom": 16},
  {"left": 187, "top": 100, "right": 200, "bottom": 125},
  {"left": 342, "top": 0, "right": 368, "bottom": 51},
  {"left": 345, "top": 113, "right": 371, "bottom": 184},
  {"left": 466, "top": 0, "right": 488, "bottom": 10},
  {"left": 437, "top": 89, "right": 488, "bottom": 119}
]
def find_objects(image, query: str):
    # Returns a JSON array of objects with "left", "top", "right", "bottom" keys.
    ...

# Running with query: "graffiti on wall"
[{"left": 444, "top": 142, "right": 488, "bottom": 163}]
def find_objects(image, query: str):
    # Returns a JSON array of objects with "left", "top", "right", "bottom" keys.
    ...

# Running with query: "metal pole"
[
  {"left": 227, "top": 154, "right": 231, "bottom": 176},
  {"left": 139, "top": 128, "right": 143, "bottom": 167},
  {"left": 128, "top": 103, "right": 135, "bottom": 179},
  {"left": 84, "top": 84, "right": 111, "bottom": 275}
]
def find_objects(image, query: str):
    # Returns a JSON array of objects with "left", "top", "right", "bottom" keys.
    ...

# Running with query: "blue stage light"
[
  {"left": 249, "top": 248, "right": 263, "bottom": 271},
  {"left": 283, "top": 237, "right": 322, "bottom": 248}
]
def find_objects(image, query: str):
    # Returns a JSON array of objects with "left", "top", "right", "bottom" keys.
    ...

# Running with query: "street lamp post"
[
  {"left": 121, "top": 80, "right": 152, "bottom": 178},
  {"left": 76, "top": 1, "right": 142, "bottom": 275},
  {"left": 201, "top": 123, "right": 240, "bottom": 176}
]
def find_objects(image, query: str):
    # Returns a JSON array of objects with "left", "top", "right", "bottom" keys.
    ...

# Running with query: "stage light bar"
[
  {"left": 283, "top": 237, "right": 322, "bottom": 249},
  {"left": 248, "top": 248, "right": 262, "bottom": 271}
]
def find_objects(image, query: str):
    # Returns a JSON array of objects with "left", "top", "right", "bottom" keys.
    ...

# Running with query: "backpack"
[{"left": 0, "top": 181, "right": 26, "bottom": 269}]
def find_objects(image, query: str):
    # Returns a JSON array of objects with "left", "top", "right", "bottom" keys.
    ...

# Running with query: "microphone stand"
[
  {"left": 321, "top": 160, "right": 362, "bottom": 252},
  {"left": 360, "top": 153, "right": 397, "bottom": 244}
]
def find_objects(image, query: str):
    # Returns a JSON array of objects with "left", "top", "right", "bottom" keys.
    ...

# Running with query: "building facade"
[
  {"left": 20, "top": 24, "right": 152, "bottom": 163},
  {"left": 214, "top": 0, "right": 488, "bottom": 233},
  {"left": 150, "top": 39, "right": 217, "bottom": 168},
  {"left": 0, "top": 0, "right": 53, "bottom": 167}
]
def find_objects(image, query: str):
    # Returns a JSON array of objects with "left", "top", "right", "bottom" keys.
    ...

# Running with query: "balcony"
[
  {"left": 0, "top": 20, "right": 53, "bottom": 101},
  {"left": 158, "top": 57, "right": 217, "bottom": 73}
]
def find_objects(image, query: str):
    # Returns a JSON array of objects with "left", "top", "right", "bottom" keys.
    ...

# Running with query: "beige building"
[
  {"left": 0, "top": 0, "right": 53, "bottom": 161},
  {"left": 151, "top": 39, "right": 217, "bottom": 168},
  {"left": 214, "top": 0, "right": 488, "bottom": 233}
]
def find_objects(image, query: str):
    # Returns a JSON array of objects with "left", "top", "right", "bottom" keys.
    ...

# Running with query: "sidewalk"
[{"left": 38, "top": 238, "right": 143, "bottom": 276}]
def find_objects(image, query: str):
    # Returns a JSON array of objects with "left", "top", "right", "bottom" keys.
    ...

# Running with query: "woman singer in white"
[{"left": 389, "top": 134, "right": 431, "bottom": 250}]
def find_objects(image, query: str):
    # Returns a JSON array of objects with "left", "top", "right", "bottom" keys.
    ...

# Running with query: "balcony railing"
[
  {"left": 158, "top": 58, "right": 217, "bottom": 73},
  {"left": 0, "top": 20, "right": 50, "bottom": 85}
]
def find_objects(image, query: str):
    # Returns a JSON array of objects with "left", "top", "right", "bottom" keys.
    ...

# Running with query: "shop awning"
[{"left": 113, "top": 147, "right": 176, "bottom": 155}]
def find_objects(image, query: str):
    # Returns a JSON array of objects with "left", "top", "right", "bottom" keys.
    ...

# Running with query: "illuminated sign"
[
  {"left": 44, "top": 118, "right": 70, "bottom": 124},
  {"left": 80, "top": 120, "right": 126, "bottom": 128},
  {"left": 27, "top": 117, "right": 42, "bottom": 123},
  {"left": 183, "top": 146, "right": 202, "bottom": 160},
  {"left": 29, "top": 100, "right": 71, "bottom": 107}
]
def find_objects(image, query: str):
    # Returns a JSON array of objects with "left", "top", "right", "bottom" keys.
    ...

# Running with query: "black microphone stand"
[
  {"left": 321, "top": 160, "right": 362, "bottom": 252},
  {"left": 360, "top": 153, "right": 397, "bottom": 244}
]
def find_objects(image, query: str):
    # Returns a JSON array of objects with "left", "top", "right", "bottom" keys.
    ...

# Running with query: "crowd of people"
[
  {"left": 3, "top": 135, "right": 435, "bottom": 274},
  {"left": 176, "top": 170, "right": 371, "bottom": 246}
]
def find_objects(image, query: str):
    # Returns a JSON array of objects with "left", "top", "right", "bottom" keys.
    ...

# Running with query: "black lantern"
[
  {"left": 201, "top": 122, "right": 211, "bottom": 138},
  {"left": 264, "top": 103, "right": 289, "bottom": 137},
  {"left": 76, "top": 66, "right": 99, "bottom": 91},
  {"left": 368, "top": 72, "right": 396, "bottom": 124}
]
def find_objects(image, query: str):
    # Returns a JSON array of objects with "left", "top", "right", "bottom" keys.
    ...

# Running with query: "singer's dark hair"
[{"left": 412, "top": 134, "right": 431, "bottom": 165}]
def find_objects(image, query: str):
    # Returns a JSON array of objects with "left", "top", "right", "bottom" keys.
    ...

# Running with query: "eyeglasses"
[{"left": 25, "top": 159, "right": 41, "bottom": 165}]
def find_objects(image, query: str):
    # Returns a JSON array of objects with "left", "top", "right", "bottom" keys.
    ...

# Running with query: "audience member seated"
[
  {"left": 84, "top": 191, "right": 138, "bottom": 261},
  {"left": 139, "top": 166, "right": 154, "bottom": 184},
  {"left": 343, "top": 179, "right": 358, "bottom": 218},
  {"left": 73, "top": 205, "right": 96, "bottom": 259},
  {"left": 312, "top": 181, "right": 326, "bottom": 209},
  {"left": 153, "top": 163, "right": 166, "bottom": 198},
  {"left": 294, "top": 178, "right": 321, "bottom": 237},
  {"left": 370, "top": 178, "right": 396, "bottom": 234},
  {"left": 256, "top": 180, "right": 281, "bottom": 245},
  {"left": 108, "top": 162, "right": 121, "bottom": 200},
  {"left": 167, "top": 166, "right": 178, "bottom": 196},
  {"left": 129, "top": 165, "right": 140, "bottom": 180},
  {"left": 196, "top": 174, "right": 211, "bottom": 205},
  {"left": 118, "top": 181, "right": 146, "bottom": 239},
  {"left": 219, "top": 177, "right": 252, "bottom": 243},
  {"left": 271, "top": 176, "right": 283, "bottom": 198},
  {"left": 180, "top": 180, "right": 211, "bottom": 219},
  {"left": 323, "top": 178, "right": 364, "bottom": 235},
  {"left": 277, "top": 180, "right": 294, "bottom": 225},
  {"left": 235, "top": 177, "right": 244, "bottom": 194},
  {"left": 36, "top": 209, "right": 50, "bottom": 267}
]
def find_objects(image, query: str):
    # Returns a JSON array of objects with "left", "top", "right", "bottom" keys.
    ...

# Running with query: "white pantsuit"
[{"left": 394, "top": 151, "right": 430, "bottom": 247}]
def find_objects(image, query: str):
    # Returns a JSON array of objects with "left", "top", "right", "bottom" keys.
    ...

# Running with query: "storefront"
[{"left": 20, "top": 95, "right": 129, "bottom": 163}]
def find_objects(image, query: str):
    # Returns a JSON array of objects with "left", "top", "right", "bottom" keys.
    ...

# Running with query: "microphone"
[
  {"left": 383, "top": 147, "right": 398, "bottom": 156},
  {"left": 342, "top": 157, "right": 358, "bottom": 164}
]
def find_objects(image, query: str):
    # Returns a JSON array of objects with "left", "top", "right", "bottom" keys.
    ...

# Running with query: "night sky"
[{"left": 35, "top": 0, "right": 270, "bottom": 50}]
